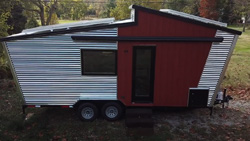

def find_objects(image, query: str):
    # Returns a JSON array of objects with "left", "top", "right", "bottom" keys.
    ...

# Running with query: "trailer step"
[
  {"left": 126, "top": 108, "right": 152, "bottom": 118},
  {"left": 125, "top": 108, "right": 153, "bottom": 128}
]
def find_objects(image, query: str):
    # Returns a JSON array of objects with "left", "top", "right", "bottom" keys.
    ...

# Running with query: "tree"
[
  {"left": 0, "top": 13, "right": 10, "bottom": 38},
  {"left": 0, "top": 0, "right": 13, "bottom": 79},
  {"left": 110, "top": 0, "right": 162, "bottom": 20},
  {"left": 199, "top": 0, "right": 219, "bottom": 20},
  {"left": 57, "top": 0, "right": 74, "bottom": 20},
  {"left": 7, "top": 1, "right": 27, "bottom": 35},
  {"left": 57, "top": 0, "right": 88, "bottom": 20},
  {"left": 0, "top": 0, "right": 12, "bottom": 37},
  {"left": 218, "top": 0, "right": 232, "bottom": 23},
  {"left": 183, "top": 0, "right": 200, "bottom": 16},
  {"left": 25, "top": 16, "right": 39, "bottom": 28},
  {"left": 22, "top": 0, "right": 58, "bottom": 26},
  {"left": 166, "top": 0, "right": 189, "bottom": 12},
  {"left": 234, "top": 0, "right": 250, "bottom": 32},
  {"left": 217, "top": 0, "right": 240, "bottom": 24},
  {"left": 71, "top": 2, "right": 87, "bottom": 20},
  {"left": 101, "top": 0, "right": 116, "bottom": 18}
]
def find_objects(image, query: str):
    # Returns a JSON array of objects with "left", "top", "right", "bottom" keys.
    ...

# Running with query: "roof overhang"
[
  {"left": 0, "top": 5, "right": 241, "bottom": 42},
  {"left": 71, "top": 36, "right": 224, "bottom": 42},
  {"left": 131, "top": 5, "right": 242, "bottom": 35}
]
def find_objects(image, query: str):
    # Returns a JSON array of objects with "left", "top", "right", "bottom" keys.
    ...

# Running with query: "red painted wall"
[{"left": 117, "top": 10, "right": 216, "bottom": 107}]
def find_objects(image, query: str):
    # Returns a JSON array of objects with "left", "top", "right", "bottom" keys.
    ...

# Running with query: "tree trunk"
[
  {"left": 243, "top": 21, "right": 246, "bottom": 32},
  {"left": 46, "top": 7, "right": 55, "bottom": 25},
  {"left": 40, "top": 7, "right": 45, "bottom": 26},
  {"left": 243, "top": 15, "right": 249, "bottom": 32},
  {"left": 46, "top": 0, "right": 58, "bottom": 25}
]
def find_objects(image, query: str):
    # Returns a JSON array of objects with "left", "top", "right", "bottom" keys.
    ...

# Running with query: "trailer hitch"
[
  {"left": 214, "top": 89, "right": 233, "bottom": 108},
  {"left": 210, "top": 89, "right": 233, "bottom": 115}
]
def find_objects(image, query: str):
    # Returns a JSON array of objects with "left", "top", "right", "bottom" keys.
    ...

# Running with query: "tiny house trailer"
[{"left": 0, "top": 5, "right": 241, "bottom": 121}]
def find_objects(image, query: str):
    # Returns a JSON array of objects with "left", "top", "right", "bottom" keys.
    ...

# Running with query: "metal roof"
[
  {"left": 0, "top": 5, "right": 241, "bottom": 42},
  {"left": 160, "top": 9, "right": 227, "bottom": 27},
  {"left": 9, "top": 18, "right": 115, "bottom": 37}
]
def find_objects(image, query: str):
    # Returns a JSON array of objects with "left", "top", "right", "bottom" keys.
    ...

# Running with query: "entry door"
[{"left": 132, "top": 46, "right": 155, "bottom": 103}]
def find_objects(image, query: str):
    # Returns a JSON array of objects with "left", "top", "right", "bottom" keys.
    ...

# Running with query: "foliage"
[
  {"left": 57, "top": 0, "right": 88, "bottom": 20},
  {"left": 0, "top": 0, "right": 12, "bottom": 79},
  {"left": 86, "top": 4, "right": 96, "bottom": 16},
  {"left": 199, "top": 0, "right": 219, "bottom": 20},
  {"left": 218, "top": 0, "right": 241, "bottom": 24},
  {"left": 166, "top": 0, "right": 189, "bottom": 12},
  {"left": 0, "top": 13, "right": 10, "bottom": 38},
  {"left": 234, "top": 0, "right": 250, "bottom": 32},
  {"left": 25, "top": 16, "right": 39, "bottom": 29},
  {"left": 0, "top": 0, "right": 12, "bottom": 37},
  {"left": 48, "top": 13, "right": 59, "bottom": 25},
  {"left": 101, "top": 0, "right": 116, "bottom": 18},
  {"left": 110, "top": 0, "right": 163, "bottom": 20},
  {"left": 182, "top": 0, "right": 200, "bottom": 16},
  {"left": 71, "top": 2, "right": 88, "bottom": 20},
  {"left": 21, "top": 0, "right": 59, "bottom": 26},
  {"left": 7, "top": 1, "right": 27, "bottom": 35}
]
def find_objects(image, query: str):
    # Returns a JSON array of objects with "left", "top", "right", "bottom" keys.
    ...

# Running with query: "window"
[{"left": 81, "top": 49, "right": 117, "bottom": 75}]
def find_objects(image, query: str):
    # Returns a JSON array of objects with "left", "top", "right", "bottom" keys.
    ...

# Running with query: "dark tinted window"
[{"left": 81, "top": 50, "right": 117, "bottom": 75}]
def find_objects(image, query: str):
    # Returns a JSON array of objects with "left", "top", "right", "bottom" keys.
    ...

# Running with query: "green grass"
[
  {"left": 222, "top": 27, "right": 250, "bottom": 88},
  {"left": 58, "top": 20, "right": 81, "bottom": 24}
]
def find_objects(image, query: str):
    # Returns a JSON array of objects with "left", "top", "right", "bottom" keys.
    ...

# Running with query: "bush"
[
  {"left": 25, "top": 17, "right": 39, "bottom": 29},
  {"left": 49, "top": 13, "right": 59, "bottom": 25},
  {"left": 0, "top": 44, "right": 12, "bottom": 79}
]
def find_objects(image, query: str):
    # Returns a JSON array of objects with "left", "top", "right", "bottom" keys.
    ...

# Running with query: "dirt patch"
[{"left": 153, "top": 88, "right": 250, "bottom": 140}]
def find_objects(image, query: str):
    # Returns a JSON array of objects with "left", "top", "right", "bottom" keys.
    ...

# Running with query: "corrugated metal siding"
[
  {"left": 6, "top": 28, "right": 118, "bottom": 105},
  {"left": 198, "top": 30, "right": 238, "bottom": 106}
]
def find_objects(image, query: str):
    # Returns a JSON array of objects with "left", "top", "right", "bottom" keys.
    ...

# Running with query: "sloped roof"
[
  {"left": 8, "top": 18, "right": 115, "bottom": 38},
  {"left": 131, "top": 5, "right": 241, "bottom": 35},
  {"left": 22, "top": 18, "right": 114, "bottom": 35},
  {"left": 0, "top": 5, "right": 241, "bottom": 42},
  {"left": 160, "top": 9, "right": 227, "bottom": 27}
]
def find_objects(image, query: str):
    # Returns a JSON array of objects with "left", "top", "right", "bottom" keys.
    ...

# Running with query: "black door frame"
[{"left": 132, "top": 46, "right": 156, "bottom": 103}]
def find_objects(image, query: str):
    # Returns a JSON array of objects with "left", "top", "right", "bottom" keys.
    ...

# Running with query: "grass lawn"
[
  {"left": 58, "top": 20, "right": 81, "bottom": 24},
  {"left": 222, "top": 26, "right": 250, "bottom": 88},
  {"left": 36, "top": 20, "right": 81, "bottom": 25}
]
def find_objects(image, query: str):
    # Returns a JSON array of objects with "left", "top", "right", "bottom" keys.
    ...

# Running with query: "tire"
[
  {"left": 102, "top": 102, "right": 123, "bottom": 121},
  {"left": 77, "top": 103, "right": 98, "bottom": 122}
]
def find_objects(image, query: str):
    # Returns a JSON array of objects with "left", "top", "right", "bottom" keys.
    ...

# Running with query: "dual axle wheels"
[{"left": 77, "top": 102, "right": 123, "bottom": 121}]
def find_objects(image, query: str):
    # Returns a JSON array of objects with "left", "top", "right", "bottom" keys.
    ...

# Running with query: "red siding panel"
[
  {"left": 118, "top": 11, "right": 216, "bottom": 37},
  {"left": 117, "top": 43, "right": 133, "bottom": 106},
  {"left": 117, "top": 10, "right": 216, "bottom": 107},
  {"left": 153, "top": 42, "right": 211, "bottom": 106}
]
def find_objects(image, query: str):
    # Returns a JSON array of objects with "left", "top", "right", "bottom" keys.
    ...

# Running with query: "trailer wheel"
[
  {"left": 102, "top": 102, "right": 122, "bottom": 121},
  {"left": 77, "top": 103, "right": 98, "bottom": 122}
]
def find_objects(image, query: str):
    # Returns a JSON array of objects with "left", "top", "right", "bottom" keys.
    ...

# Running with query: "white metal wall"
[
  {"left": 6, "top": 28, "right": 118, "bottom": 106},
  {"left": 198, "top": 30, "right": 238, "bottom": 106}
]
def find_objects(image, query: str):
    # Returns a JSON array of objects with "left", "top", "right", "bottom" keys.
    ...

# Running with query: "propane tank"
[{"left": 216, "top": 91, "right": 223, "bottom": 101}]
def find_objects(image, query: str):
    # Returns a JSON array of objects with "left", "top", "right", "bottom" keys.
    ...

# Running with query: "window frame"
[{"left": 81, "top": 49, "right": 117, "bottom": 75}]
